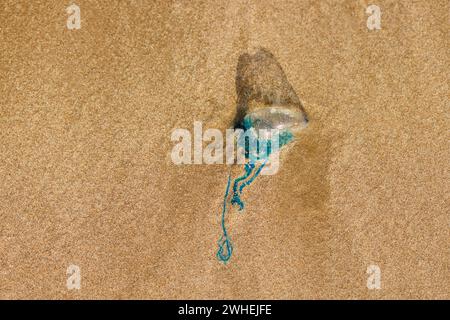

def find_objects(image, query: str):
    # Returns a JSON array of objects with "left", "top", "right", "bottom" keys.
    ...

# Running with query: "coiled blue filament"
[{"left": 216, "top": 116, "right": 294, "bottom": 263}]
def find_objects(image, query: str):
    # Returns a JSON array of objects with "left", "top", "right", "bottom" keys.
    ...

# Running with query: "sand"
[{"left": 0, "top": 0, "right": 448, "bottom": 299}]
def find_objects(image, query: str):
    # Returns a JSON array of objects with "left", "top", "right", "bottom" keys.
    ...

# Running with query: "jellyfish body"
[{"left": 216, "top": 48, "right": 309, "bottom": 263}]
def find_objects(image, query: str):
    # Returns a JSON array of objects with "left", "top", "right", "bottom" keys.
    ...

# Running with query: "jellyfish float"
[{"left": 216, "top": 48, "right": 309, "bottom": 263}]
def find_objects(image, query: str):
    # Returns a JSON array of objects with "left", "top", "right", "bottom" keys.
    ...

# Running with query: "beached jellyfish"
[{"left": 217, "top": 48, "right": 309, "bottom": 263}]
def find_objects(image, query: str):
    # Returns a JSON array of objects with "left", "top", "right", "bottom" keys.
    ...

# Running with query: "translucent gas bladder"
[
  {"left": 243, "top": 106, "right": 308, "bottom": 133},
  {"left": 216, "top": 48, "right": 309, "bottom": 263}
]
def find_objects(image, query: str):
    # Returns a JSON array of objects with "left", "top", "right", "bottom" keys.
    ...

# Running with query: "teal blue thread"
[
  {"left": 230, "top": 163, "right": 255, "bottom": 210},
  {"left": 238, "top": 160, "right": 266, "bottom": 194},
  {"left": 242, "top": 116, "right": 253, "bottom": 130},
  {"left": 216, "top": 174, "right": 233, "bottom": 263},
  {"left": 279, "top": 130, "right": 294, "bottom": 147},
  {"left": 216, "top": 115, "right": 295, "bottom": 264}
]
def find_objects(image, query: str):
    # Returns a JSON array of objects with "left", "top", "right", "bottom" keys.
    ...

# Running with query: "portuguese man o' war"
[{"left": 216, "top": 48, "right": 309, "bottom": 263}]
